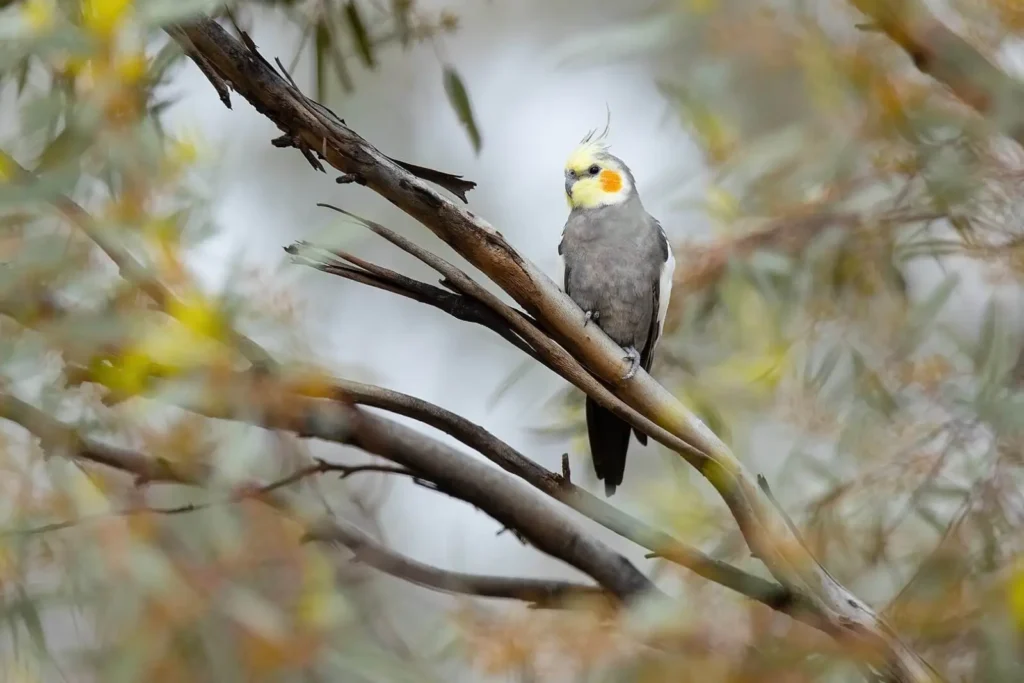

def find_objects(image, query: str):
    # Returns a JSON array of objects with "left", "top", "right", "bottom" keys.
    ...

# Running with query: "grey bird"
[{"left": 557, "top": 129, "right": 675, "bottom": 496}]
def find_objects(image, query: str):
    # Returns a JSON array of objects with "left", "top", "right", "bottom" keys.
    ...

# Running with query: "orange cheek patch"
[{"left": 599, "top": 169, "right": 623, "bottom": 193}]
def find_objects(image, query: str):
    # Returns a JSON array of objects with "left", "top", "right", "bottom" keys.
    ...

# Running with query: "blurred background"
[{"left": 3, "top": 0, "right": 1024, "bottom": 680}]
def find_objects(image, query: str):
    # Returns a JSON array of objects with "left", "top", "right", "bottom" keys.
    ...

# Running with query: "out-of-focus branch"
[
  {"left": 327, "top": 377, "right": 814, "bottom": 619},
  {"left": 0, "top": 393, "right": 615, "bottom": 606},
  {"left": 285, "top": 240, "right": 541, "bottom": 361},
  {"left": 673, "top": 212, "right": 859, "bottom": 295},
  {"left": 4, "top": 460, "right": 414, "bottom": 537},
  {"left": 844, "top": 1, "right": 1024, "bottom": 391},
  {"left": 305, "top": 517, "right": 608, "bottom": 607},
  {"left": 173, "top": 17, "right": 941, "bottom": 680},
  {"left": 152, "top": 374, "right": 656, "bottom": 601},
  {"left": 848, "top": 0, "right": 1024, "bottom": 145}
]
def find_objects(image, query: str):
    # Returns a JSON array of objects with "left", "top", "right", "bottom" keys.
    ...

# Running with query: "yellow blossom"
[
  {"left": 0, "top": 153, "right": 12, "bottom": 183},
  {"left": 686, "top": 0, "right": 718, "bottom": 14},
  {"left": 705, "top": 185, "right": 740, "bottom": 234},
  {"left": 295, "top": 550, "right": 340, "bottom": 629},
  {"left": 1008, "top": 557, "right": 1024, "bottom": 630},
  {"left": 21, "top": 0, "right": 55, "bottom": 32},
  {"left": 114, "top": 51, "right": 148, "bottom": 83},
  {"left": 166, "top": 290, "right": 226, "bottom": 340},
  {"left": 81, "top": 0, "right": 133, "bottom": 38}
]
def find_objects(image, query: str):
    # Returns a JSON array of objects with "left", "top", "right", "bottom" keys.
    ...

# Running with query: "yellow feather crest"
[{"left": 565, "top": 108, "right": 612, "bottom": 172}]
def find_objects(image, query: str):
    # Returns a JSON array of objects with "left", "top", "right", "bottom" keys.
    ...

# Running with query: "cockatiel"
[{"left": 558, "top": 127, "right": 675, "bottom": 496}]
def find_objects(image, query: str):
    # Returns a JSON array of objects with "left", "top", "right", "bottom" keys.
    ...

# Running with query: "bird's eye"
[{"left": 589, "top": 165, "right": 600, "bottom": 175}]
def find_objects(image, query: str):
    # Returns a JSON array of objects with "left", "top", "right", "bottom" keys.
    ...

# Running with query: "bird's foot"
[
  {"left": 583, "top": 309, "right": 599, "bottom": 328},
  {"left": 621, "top": 346, "right": 641, "bottom": 380}
]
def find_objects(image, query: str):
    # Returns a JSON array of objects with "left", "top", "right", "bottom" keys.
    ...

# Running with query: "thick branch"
[
  {"left": 167, "top": 378, "right": 656, "bottom": 601},
  {"left": 330, "top": 378, "right": 810, "bottom": 618}
]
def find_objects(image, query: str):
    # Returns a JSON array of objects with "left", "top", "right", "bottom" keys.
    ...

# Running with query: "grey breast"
[{"left": 561, "top": 199, "right": 663, "bottom": 349}]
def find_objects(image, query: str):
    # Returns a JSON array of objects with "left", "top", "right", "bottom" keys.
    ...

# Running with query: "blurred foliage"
[
  {"left": 3, "top": 0, "right": 1024, "bottom": 680},
  {"left": 543, "top": 0, "right": 1024, "bottom": 680},
  {"left": 0, "top": 0, "right": 475, "bottom": 680}
]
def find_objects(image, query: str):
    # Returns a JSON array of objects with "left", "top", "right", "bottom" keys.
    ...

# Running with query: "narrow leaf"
[
  {"left": 315, "top": 20, "right": 330, "bottom": 101},
  {"left": 442, "top": 65, "right": 482, "bottom": 154},
  {"left": 345, "top": 1, "right": 375, "bottom": 68}
]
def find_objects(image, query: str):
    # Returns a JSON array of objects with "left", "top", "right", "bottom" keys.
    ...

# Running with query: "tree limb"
[
  {"left": 327, "top": 378, "right": 812, "bottom": 619},
  {"left": 305, "top": 516, "right": 609, "bottom": 607},
  {"left": 152, "top": 374, "right": 657, "bottom": 601},
  {"left": 285, "top": 240, "right": 541, "bottom": 360},
  {"left": 0, "top": 393, "right": 623, "bottom": 607}
]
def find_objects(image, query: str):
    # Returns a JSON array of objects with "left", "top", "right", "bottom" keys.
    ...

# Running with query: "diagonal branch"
[
  {"left": 327, "top": 377, "right": 812, "bottom": 619},
  {"left": 304, "top": 206, "right": 706, "bottom": 462},
  {"left": 285, "top": 240, "right": 541, "bottom": 360},
  {"left": 0, "top": 393, "right": 618, "bottom": 607},
  {"left": 152, "top": 375, "right": 657, "bottom": 601},
  {"left": 305, "top": 517, "right": 608, "bottom": 607}
]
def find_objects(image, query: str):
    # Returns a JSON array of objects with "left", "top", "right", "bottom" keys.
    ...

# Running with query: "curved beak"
[{"left": 564, "top": 176, "right": 574, "bottom": 200}]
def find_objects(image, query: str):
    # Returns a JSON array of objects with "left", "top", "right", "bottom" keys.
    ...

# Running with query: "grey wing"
[
  {"left": 638, "top": 221, "right": 670, "bottom": 374},
  {"left": 633, "top": 221, "right": 671, "bottom": 446}
]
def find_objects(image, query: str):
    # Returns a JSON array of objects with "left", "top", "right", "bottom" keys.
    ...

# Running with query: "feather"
[{"left": 586, "top": 396, "right": 631, "bottom": 497}]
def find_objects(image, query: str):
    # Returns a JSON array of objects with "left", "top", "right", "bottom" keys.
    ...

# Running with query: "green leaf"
[
  {"left": 34, "top": 125, "right": 90, "bottom": 173},
  {"left": 442, "top": 65, "right": 482, "bottom": 154},
  {"left": 345, "top": 1, "right": 375, "bottom": 68},
  {"left": 315, "top": 20, "right": 330, "bottom": 101}
]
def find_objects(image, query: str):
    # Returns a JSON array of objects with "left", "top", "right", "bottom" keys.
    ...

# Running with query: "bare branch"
[
  {"left": 0, "top": 392, "right": 634, "bottom": 606},
  {"left": 328, "top": 377, "right": 810, "bottom": 618},
  {"left": 305, "top": 516, "right": 608, "bottom": 607},
  {"left": 155, "top": 375, "right": 658, "bottom": 601},
  {"left": 307, "top": 205, "right": 706, "bottom": 463},
  {"left": 3, "top": 459, "right": 414, "bottom": 538},
  {"left": 285, "top": 240, "right": 540, "bottom": 360}
]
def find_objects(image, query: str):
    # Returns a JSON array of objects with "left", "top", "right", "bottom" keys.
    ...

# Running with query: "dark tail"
[{"left": 585, "top": 397, "right": 632, "bottom": 497}]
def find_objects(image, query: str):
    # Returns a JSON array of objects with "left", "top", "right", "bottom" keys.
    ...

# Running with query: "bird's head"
[{"left": 564, "top": 126, "right": 635, "bottom": 210}]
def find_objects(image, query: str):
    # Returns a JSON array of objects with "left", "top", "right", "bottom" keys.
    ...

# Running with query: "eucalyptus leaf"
[
  {"left": 442, "top": 65, "right": 482, "bottom": 154},
  {"left": 344, "top": 1, "right": 375, "bottom": 68}
]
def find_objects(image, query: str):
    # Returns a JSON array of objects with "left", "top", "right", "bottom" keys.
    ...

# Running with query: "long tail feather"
[{"left": 585, "top": 397, "right": 631, "bottom": 496}]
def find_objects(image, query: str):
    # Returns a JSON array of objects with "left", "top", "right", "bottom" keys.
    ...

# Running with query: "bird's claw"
[
  {"left": 583, "top": 310, "right": 599, "bottom": 327},
  {"left": 621, "top": 346, "right": 640, "bottom": 380}
]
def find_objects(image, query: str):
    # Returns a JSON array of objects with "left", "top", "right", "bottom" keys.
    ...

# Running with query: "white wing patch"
[
  {"left": 557, "top": 232, "right": 567, "bottom": 291},
  {"left": 657, "top": 243, "right": 676, "bottom": 340}
]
